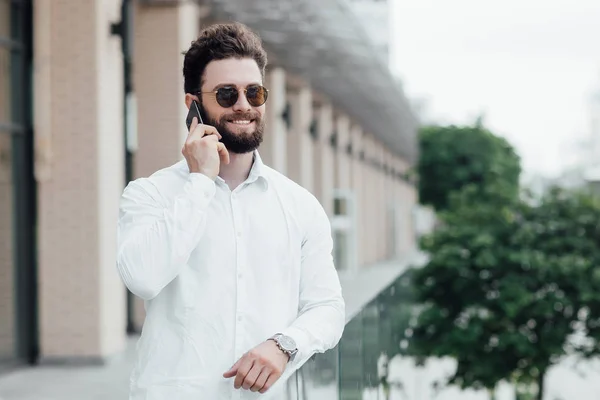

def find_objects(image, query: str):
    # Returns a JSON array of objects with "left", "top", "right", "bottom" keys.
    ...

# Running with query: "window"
[
  {"left": 0, "top": 0, "right": 37, "bottom": 367},
  {"left": 330, "top": 190, "right": 357, "bottom": 273}
]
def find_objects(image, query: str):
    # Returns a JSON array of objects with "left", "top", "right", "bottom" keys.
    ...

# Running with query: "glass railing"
[{"left": 287, "top": 270, "right": 412, "bottom": 400}]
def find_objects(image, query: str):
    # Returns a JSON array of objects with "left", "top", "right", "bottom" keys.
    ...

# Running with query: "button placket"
[{"left": 230, "top": 191, "right": 246, "bottom": 360}]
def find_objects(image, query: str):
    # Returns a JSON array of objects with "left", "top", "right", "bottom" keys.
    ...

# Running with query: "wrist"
[
  {"left": 186, "top": 161, "right": 216, "bottom": 180},
  {"left": 268, "top": 333, "right": 298, "bottom": 362},
  {"left": 268, "top": 339, "right": 290, "bottom": 361},
  {"left": 189, "top": 170, "right": 216, "bottom": 180}
]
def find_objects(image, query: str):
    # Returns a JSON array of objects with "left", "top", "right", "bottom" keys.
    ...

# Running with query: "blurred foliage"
[
  {"left": 393, "top": 184, "right": 600, "bottom": 400},
  {"left": 417, "top": 123, "right": 521, "bottom": 212}
]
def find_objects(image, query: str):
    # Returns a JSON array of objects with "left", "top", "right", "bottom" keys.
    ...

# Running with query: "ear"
[{"left": 184, "top": 93, "right": 199, "bottom": 110}]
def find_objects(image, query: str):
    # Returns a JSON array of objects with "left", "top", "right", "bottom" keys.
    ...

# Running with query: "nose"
[{"left": 231, "top": 89, "right": 252, "bottom": 112}]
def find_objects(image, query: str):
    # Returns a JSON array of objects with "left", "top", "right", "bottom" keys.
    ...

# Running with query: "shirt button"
[
  {"left": 237, "top": 315, "right": 243, "bottom": 322},
  {"left": 238, "top": 272, "right": 243, "bottom": 279},
  {"left": 237, "top": 231, "right": 242, "bottom": 238}
]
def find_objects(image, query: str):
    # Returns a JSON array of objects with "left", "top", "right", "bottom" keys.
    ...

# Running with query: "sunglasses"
[{"left": 197, "top": 85, "right": 269, "bottom": 108}]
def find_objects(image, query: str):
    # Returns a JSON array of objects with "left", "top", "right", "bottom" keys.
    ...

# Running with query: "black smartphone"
[{"left": 186, "top": 100, "right": 203, "bottom": 131}]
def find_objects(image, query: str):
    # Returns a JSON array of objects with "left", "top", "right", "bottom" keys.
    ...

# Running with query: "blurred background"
[{"left": 1, "top": 0, "right": 600, "bottom": 399}]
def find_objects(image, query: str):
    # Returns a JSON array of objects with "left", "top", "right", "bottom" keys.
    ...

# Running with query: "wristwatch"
[{"left": 268, "top": 333, "right": 298, "bottom": 362}]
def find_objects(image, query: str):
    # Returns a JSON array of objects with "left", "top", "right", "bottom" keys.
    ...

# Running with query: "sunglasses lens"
[
  {"left": 215, "top": 87, "right": 238, "bottom": 108},
  {"left": 246, "top": 85, "right": 268, "bottom": 107}
]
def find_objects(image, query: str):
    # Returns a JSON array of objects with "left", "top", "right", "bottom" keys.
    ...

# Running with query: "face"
[{"left": 185, "top": 58, "right": 267, "bottom": 154}]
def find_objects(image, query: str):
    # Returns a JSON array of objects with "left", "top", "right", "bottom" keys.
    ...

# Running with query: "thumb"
[
  {"left": 217, "top": 142, "right": 230, "bottom": 165},
  {"left": 223, "top": 358, "right": 242, "bottom": 378}
]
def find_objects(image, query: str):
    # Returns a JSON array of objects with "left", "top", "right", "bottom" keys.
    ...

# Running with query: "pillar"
[
  {"left": 361, "top": 134, "right": 375, "bottom": 266},
  {"left": 0, "top": 0, "right": 12, "bottom": 356},
  {"left": 374, "top": 141, "right": 386, "bottom": 262},
  {"left": 393, "top": 154, "right": 415, "bottom": 256},
  {"left": 131, "top": 1, "right": 201, "bottom": 331},
  {"left": 350, "top": 125, "right": 364, "bottom": 267},
  {"left": 313, "top": 103, "right": 335, "bottom": 217},
  {"left": 286, "top": 86, "right": 313, "bottom": 191},
  {"left": 134, "top": 1, "right": 200, "bottom": 178},
  {"left": 35, "top": 0, "right": 126, "bottom": 361},
  {"left": 334, "top": 115, "right": 351, "bottom": 190},
  {"left": 262, "top": 67, "right": 287, "bottom": 173},
  {"left": 389, "top": 153, "right": 400, "bottom": 258},
  {"left": 0, "top": 138, "right": 14, "bottom": 358},
  {"left": 382, "top": 148, "right": 394, "bottom": 259},
  {"left": 404, "top": 160, "right": 418, "bottom": 253}
]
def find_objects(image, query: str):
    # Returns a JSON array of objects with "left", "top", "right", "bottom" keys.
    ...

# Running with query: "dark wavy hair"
[{"left": 182, "top": 22, "right": 268, "bottom": 94}]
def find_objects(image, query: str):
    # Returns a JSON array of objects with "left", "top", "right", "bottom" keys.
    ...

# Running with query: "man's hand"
[
  {"left": 223, "top": 340, "right": 289, "bottom": 393},
  {"left": 182, "top": 117, "right": 230, "bottom": 179}
]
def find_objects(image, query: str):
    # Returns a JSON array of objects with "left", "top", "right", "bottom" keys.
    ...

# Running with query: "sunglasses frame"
[{"left": 196, "top": 85, "right": 269, "bottom": 108}]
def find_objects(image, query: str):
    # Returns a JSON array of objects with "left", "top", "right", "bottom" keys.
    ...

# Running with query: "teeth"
[{"left": 231, "top": 120, "right": 251, "bottom": 125}]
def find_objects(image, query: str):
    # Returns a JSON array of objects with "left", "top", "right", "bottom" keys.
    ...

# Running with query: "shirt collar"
[
  {"left": 246, "top": 150, "right": 269, "bottom": 191},
  {"left": 213, "top": 150, "right": 269, "bottom": 190}
]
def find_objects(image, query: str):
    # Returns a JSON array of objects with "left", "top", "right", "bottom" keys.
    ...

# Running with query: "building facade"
[{"left": 0, "top": 0, "right": 420, "bottom": 398}]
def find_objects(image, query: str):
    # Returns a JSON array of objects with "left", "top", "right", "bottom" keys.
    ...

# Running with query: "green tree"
[
  {"left": 398, "top": 185, "right": 600, "bottom": 400},
  {"left": 417, "top": 124, "right": 521, "bottom": 212}
]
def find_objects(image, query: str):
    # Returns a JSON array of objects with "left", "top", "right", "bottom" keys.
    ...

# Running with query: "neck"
[{"left": 219, "top": 151, "right": 254, "bottom": 191}]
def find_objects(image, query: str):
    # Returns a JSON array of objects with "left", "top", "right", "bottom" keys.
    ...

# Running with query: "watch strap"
[{"left": 269, "top": 333, "right": 298, "bottom": 361}]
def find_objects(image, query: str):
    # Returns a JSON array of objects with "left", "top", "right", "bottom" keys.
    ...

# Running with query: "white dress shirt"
[{"left": 117, "top": 152, "right": 345, "bottom": 400}]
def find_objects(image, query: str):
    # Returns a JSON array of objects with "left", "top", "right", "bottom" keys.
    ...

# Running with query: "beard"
[{"left": 200, "top": 104, "right": 264, "bottom": 154}]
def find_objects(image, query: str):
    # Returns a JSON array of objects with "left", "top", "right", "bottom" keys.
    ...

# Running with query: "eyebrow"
[{"left": 210, "top": 82, "right": 262, "bottom": 91}]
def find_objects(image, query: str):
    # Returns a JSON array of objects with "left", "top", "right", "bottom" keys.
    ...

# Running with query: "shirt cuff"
[
  {"left": 187, "top": 173, "right": 217, "bottom": 208},
  {"left": 279, "top": 326, "right": 313, "bottom": 369}
]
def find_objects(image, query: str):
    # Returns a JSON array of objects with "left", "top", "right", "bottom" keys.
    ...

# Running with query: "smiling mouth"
[{"left": 227, "top": 120, "right": 255, "bottom": 126}]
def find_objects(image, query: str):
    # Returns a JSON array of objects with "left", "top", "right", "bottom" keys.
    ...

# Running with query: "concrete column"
[
  {"left": 393, "top": 154, "right": 415, "bottom": 256},
  {"left": 131, "top": 0, "right": 201, "bottom": 332},
  {"left": 361, "top": 134, "right": 375, "bottom": 265},
  {"left": 394, "top": 152, "right": 405, "bottom": 259},
  {"left": 262, "top": 67, "right": 287, "bottom": 173},
  {"left": 0, "top": 136, "right": 14, "bottom": 358},
  {"left": 134, "top": 1, "right": 200, "bottom": 178},
  {"left": 373, "top": 140, "right": 385, "bottom": 262},
  {"left": 382, "top": 148, "right": 394, "bottom": 259},
  {"left": 404, "top": 171, "right": 418, "bottom": 253},
  {"left": 35, "top": 0, "right": 126, "bottom": 361},
  {"left": 350, "top": 125, "right": 364, "bottom": 267},
  {"left": 313, "top": 103, "right": 335, "bottom": 217},
  {"left": 390, "top": 154, "right": 402, "bottom": 258},
  {"left": 393, "top": 154, "right": 407, "bottom": 257},
  {"left": 372, "top": 140, "right": 380, "bottom": 263},
  {"left": 334, "top": 115, "right": 351, "bottom": 190},
  {"left": 0, "top": 10, "right": 15, "bottom": 353},
  {"left": 286, "top": 87, "right": 313, "bottom": 191}
]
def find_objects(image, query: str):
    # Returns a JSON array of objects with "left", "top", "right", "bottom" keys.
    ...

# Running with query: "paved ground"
[
  {"left": 0, "top": 336, "right": 137, "bottom": 400},
  {"left": 2, "top": 337, "right": 600, "bottom": 400}
]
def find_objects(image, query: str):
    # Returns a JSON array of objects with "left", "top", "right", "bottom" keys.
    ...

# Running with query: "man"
[{"left": 117, "top": 22, "right": 345, "bottom": 399}]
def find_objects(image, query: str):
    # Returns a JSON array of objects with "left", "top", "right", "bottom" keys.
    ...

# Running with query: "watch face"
[{"left": 278, "top": 335, "right": 296, "bottom": 351}]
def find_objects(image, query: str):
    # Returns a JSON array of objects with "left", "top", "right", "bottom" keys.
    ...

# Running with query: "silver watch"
[{"left": 269, "top": 333, "right": 298, "bottom": 362}]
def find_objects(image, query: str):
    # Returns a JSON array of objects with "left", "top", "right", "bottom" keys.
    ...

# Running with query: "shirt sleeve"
[
  {"left": 279, "top": 196, "right": 346, "bottom": 379},
  {"left": 116, "top": 173, "right": 216, "bottom": 300}
]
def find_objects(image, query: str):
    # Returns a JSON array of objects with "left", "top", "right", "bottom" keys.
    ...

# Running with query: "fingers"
[
  {"left": 188, "top": 117, "right": 198, "bottom": 133},
  {"left": 250, "top": 369, "right": 270, "bottom": 392},
  {"left": 242, "top": 365, "right": 263, "bottom": 390},
  {"left": 187, "top": 122, "right": 222, "bottom": 142},
  {"left": 234, "top": 359, "right": 254, "bottom": 389},
  {"left": 259, "top": 372, "right": 280, "bottom": 394},
  {"left": 216, "top": 142, "right": 230, "bottom": 165},
  {"left": 222, "top": 358, "right": 242, "bottom": 379},
  {"left": 202, "top": 125, "right": 221, "bottom": 139}
]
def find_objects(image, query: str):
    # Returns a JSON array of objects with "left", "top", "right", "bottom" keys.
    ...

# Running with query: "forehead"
[{"left": 202, "top": 58, "right": 262, "bottom": 89}]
